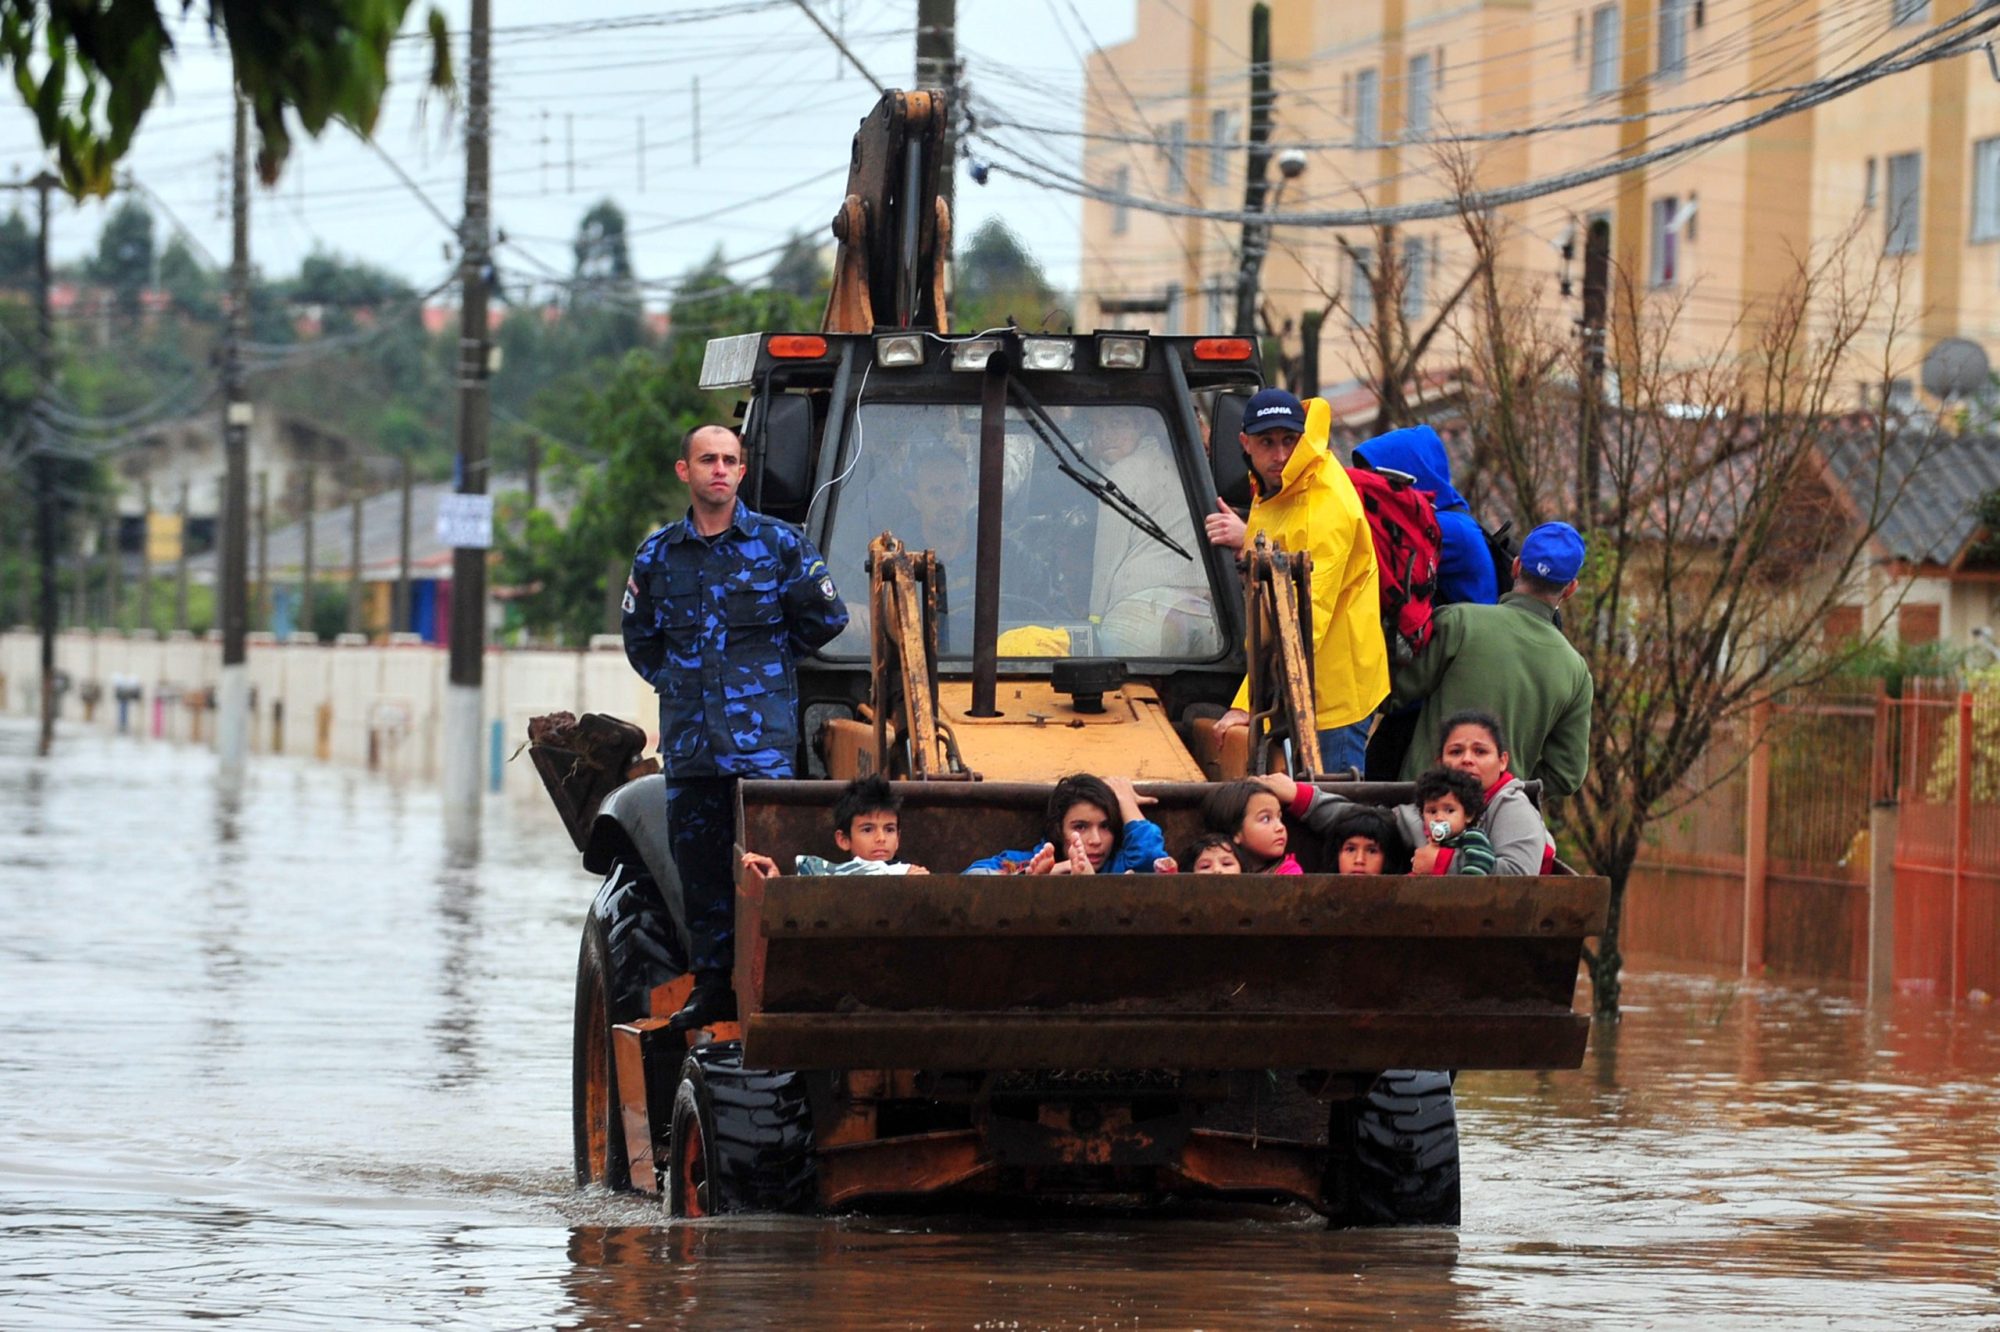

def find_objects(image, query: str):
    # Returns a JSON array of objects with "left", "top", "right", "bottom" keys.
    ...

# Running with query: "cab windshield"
[{"left": 819, "top": 400, "right": 1227, "bottom": 661}]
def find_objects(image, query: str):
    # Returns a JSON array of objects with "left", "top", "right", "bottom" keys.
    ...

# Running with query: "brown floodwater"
[{"left": 2, "top": 716, "right": 1998, "bottom": 1329}]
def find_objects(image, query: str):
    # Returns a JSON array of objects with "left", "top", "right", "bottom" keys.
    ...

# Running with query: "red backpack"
[{"left": 1346, "top": 465, "right": 1442, "bottom": 665}]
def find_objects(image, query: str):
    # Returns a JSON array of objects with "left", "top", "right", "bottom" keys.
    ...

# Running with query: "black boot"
[{"left": 667, "top": 972, "right": 738, "bottom": 1033}]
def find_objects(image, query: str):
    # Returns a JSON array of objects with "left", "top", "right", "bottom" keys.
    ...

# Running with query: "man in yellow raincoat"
[{"left": 1203, "top": 388, "right": 1387, "bottom": 773}]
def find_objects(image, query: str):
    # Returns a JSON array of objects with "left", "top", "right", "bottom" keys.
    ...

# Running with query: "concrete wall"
[{"left": 0, "top": 629, "right": 657, "bottom": 807}]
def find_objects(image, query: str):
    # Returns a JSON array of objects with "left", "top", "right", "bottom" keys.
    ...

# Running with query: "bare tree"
[{"left": 1450, "top": 206, "right": 1931, "bottom": 1015}]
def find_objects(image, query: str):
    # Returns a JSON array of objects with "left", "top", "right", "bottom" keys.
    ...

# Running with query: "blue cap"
[
  {"left": 1519, "top": 521, "right": 1586, "bottom": 583},
  {"left": 1242, "top": 387, "right": 1307, "bottom": 434}
]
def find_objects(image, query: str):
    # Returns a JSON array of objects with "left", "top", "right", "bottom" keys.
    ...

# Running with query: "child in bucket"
[
  {"left": 964, "top": 774, "right": 1166, "bottom": 875},
  {"left": 1409, "top": 767, "right": 1497, "bottom": 876},
  {"left": 1200, "top": 780, "right": 1302, "bottom": 874},
  {"left": 740, "top": 775, "right": 929, "bottom": 879},
  {"left": 1153, "top": 832, "right": 1245, "bottom": 874},
  {"left": 1259, "top": 709, "right": 1553, "bottom": 876},
  {"left": 1320, "top": 803, "right": 1412, "bottom": 876}
]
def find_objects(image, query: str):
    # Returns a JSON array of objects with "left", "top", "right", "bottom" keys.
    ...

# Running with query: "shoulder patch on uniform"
[
  {"left": 818, "top": 574, "right": 836, "bottom": 602},
  {"left": 621, "top": 576, "right": 638, "bottom": 616}
]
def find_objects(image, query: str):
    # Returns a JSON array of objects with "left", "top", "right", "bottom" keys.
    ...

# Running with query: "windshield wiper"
[{"left": 1004, "top": 376, "right": 1193, "bottom": 562}]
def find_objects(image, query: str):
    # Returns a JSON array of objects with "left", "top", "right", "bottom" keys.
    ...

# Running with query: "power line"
[{"left": 970, "top": 7, "right": 2000, "bottom": 232}]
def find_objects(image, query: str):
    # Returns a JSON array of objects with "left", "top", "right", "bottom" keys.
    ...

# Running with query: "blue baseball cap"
[
  {"left": 1242, "top": 387, "right": 1307, "bottom": 434},
  {"left": 1519, "top": 521, "right": 1586, "bottom": 583}
]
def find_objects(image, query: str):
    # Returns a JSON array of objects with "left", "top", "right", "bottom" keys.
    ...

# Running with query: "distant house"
[
  {"left": 1820, "top": 430, "right": 2000, "bottom": 651},
  {"left": 185, "top": 473, "right": 548, "bottom": 643}
]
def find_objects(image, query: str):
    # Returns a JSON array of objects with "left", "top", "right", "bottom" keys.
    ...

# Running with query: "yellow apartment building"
[{"left": 1069, "top": 0, "right": 2000, "bottom": 410}]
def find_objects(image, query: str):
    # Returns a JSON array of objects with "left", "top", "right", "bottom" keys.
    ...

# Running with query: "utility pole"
[
  {"left": 395, "top": 454, "right": 411, "bottom": 635},
  {"left": 217, "top": 88, "right": 253, "bottom": 779},
  {"left": 301, "top": 463, "right": 316, "bottom": 639},
  {"left": 1575, "top": 216, "right": 1610, "bottom": 524},
  {"left": 915, "top": 0, "right": 957, "bottom": 237},
  {"left": 29, "top": 169, "right": 57, "bottom": 755},
  {"left": 1233, "top": 3, "right": 1274, "bottom": 339},
  {"left": 347, "top": 487, "right": 363, "bottom": 635},
  {"left": 140, "top": 478, "right": 154, "bottom": 632},
  {"left": 255, "top": 470, "right": 268, "bottom": 630},
  {"left": 445, "top": 0, "right": 493, "bottom": 849},
  {"left": 175, "top": 479, "right": 190, "bottom": 632},
  {"left": 102, "top": 510, "right": 120, "bottom": 629}
]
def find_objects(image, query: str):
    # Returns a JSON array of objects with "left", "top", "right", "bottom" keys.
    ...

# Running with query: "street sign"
[
  {"left": 435, "top": 493, "right": 494, "bottom": 549},
  {"left": 146, "top": 511, "right": 183, "bottom": 564}
]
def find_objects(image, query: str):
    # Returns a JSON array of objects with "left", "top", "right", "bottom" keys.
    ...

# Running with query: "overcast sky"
[{"left": 0, "top": 0, "right": 1135, "bottom": 302}]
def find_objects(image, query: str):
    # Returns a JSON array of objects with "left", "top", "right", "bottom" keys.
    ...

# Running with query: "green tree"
[
  {"left": 88, "top": 198, "right": 154, "bottom": 319},
  {"left": 496, "top": 257, "right": 818, "bottom": 644},
  {"left": 291, "top": 247, "right": 414, "bottom": 335},
  {"left": 0, "top": 0, "right": 450, "bottom": 193},
  {"left": 767, "top": 232, "right": 827, "bottom": 301},
  {"left": 0, "top": 208, "right": 31, "bottom": 289},
  {"left": 157, "top": 235, "right": 215, "bottom": 321},
  {"left": 953, "top": 218, "right": 1066, "bottom": 333}
]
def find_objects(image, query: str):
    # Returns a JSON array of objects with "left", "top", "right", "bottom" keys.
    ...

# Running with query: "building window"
[
  {"left": 1165, "top": 120, "right": 1188, "bottom": 194},
  {"left": 1891, "top": 0, "right": 1928, "bottom": 25},
  {"left": 1659, "top": 0, "right": 1688, "bottom": 79},
  {"left": 1209, "top": 108, "right": 1233, "bottom": 186},
  {"left": 1898, "top": 602, "right": 1940, "bottom": 644},
  {"left": 1401, "top": 235, "right": 1428, "bottom": 320},
  {"left": 1885, "top": 151, "right": 1921, "bottom": 254},
  {"left": 1407, "top": 52, "right": 1434, "bottom": 137},
  {"left": 1111, "top": 165, "right": 1130, "bottom": 235},
  {"left": 1355, "top": 68, "right": 1380, "bottom": 147},
  {"left": 1350, "top": 246, "right": 1375, "bottom": 327},
  {"left": 1973, "top": 138, "right": 2000, "bottom": 241},
  {"left": 1649, "top": 197, "right": 1680, "bottom": 286},
  {"left": 1864, "top": 156, "right": 1878, "bottom": 209},
  {"left": 1589, "top": 5, "right": 1621, "bottom": 96},
  {"left": 1205, "top": 278, "right": 1228, "bottom": 334},
  {"left": 1823, "top": 604, "right": 1864, "bottom": 647}
]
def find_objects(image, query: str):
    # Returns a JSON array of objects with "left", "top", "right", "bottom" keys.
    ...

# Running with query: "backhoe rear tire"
[
  {"left": 666, "top": 1042, "right": 816, "bottom": 1217},
  {"left": 1330, "top": 1069, "right": 1460, "bottom": 1227},
  {"left": 573, "top": 860, "right": 686, "bottom": 1191}
]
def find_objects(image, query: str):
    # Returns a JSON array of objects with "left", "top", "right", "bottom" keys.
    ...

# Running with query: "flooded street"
[{"left": 3, "top": 715, "right": 1998, "bottom": 1329}]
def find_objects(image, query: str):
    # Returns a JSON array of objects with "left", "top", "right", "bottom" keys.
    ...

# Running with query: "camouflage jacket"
[{"left": 622, "top": 501, "right": 847, "bottom": 777}]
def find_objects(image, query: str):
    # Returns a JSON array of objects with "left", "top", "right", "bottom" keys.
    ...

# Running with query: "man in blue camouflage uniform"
[{"left": 623, "top": 422, "right": 847, "bottom": 1031}]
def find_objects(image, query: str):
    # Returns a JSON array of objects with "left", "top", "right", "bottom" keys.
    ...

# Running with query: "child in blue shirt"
[{"left": 965, "top": 773, "right": 1167, "bottom": 875}]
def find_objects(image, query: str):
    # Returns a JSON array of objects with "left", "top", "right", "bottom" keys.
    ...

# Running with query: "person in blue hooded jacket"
[
  {"left": 1352, "top": 424, "right": 1497, "bottom": 779},
  {"left": 1352, "top": 424, "right": 1497, "bottom": 607}
]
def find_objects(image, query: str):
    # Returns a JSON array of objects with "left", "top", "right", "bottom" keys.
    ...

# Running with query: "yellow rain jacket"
[{"left": 1229, "top": 397, "right": 1388, "bottom": 731}]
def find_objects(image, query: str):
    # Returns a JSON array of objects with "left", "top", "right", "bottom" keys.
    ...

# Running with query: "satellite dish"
[{"left": 1920, "top": 337, "right": 1991, "bottom": 400}]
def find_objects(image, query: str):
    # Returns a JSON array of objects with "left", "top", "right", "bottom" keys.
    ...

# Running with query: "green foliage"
[
  {"left": 88, "top": 197, "right": 153, "bottom": 317},
  {"left": 1968, "top": 488, "right": 2000, "bottom": 568},
  {"left": 156, "top": 235, "right": 215, "bottom": 320},
  {"left": 573, "top": 199, "right": 634, "bottom": 290},
  {"left": 953, "top": 219, "right": 1066, "bottom": 333},
  {"left": 494, "top": 258, "right": 819, "bottom": 645},
  {"left": 1825, "top": 634, "right": 1969, "bottom": 697},
  {"left": 766, "top": 232, "right": 827, "bottom": 301},
  {"left": 0, "top": 1, "right": 450, "bottom": 195},
  {"left": 0, "top": 208, "right": 32, "bottom": 288},
  {"left": 496, "top": 347, "right": 696, "bottom": 645}
]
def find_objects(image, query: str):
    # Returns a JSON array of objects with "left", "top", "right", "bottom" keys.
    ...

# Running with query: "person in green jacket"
[{"left": 1390, "top": 522, "right": 1594, "bottom": 795}]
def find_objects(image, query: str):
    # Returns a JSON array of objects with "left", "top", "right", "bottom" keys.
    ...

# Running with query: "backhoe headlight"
[
  {"left": 950, "top": 337, "right": 1002, "bottom": 371},
  {"left": 1020, "top": 337, "right": 1075, "bottom": 372},
  {"left": 1097, "top": 335, "right": 1147, "bottom": 369},
  {"left": 875, "top": 334, "right": 924, "bottom": 367}
]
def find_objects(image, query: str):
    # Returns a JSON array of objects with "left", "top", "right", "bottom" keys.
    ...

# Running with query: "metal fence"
[
  {"left": 1887, "top": 678, "right": 2000, "bottom": 999},
  {"left": 1627, "top": 679, "right": 1997, "bottom": 996}
]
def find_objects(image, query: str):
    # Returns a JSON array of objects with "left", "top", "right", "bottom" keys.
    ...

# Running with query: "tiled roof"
[{"left": 1821, "top": 430, "right": 2000, "bottom": 566}]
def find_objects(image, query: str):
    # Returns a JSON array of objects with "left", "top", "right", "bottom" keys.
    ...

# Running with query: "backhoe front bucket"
[{"left": 734, "top": 781, "right": 1607, "bottom": 1074}]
